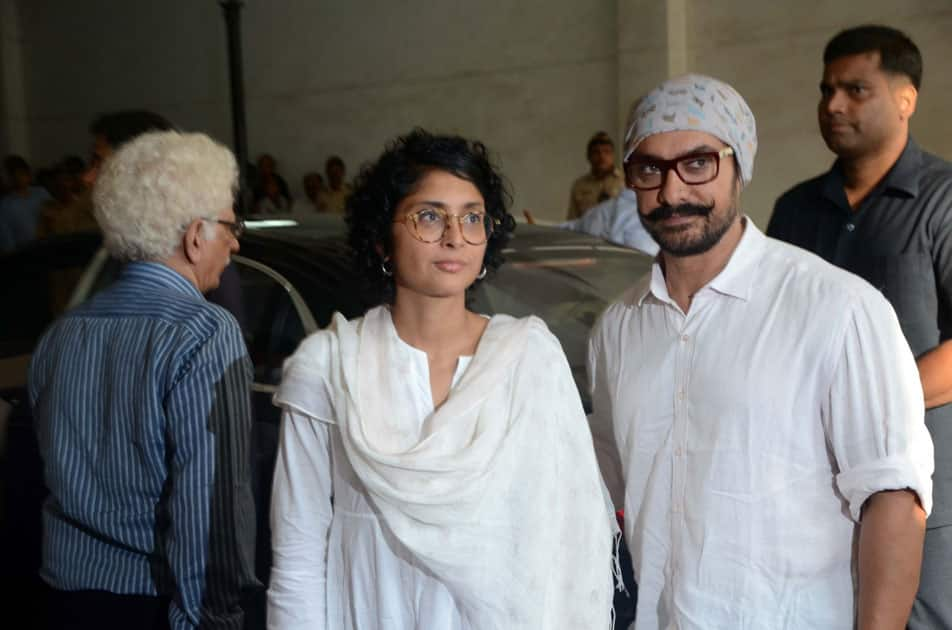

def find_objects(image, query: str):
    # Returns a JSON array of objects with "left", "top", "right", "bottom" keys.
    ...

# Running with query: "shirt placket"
[
  {"left": 667, "top": 303, "right": 693, "bottom": 602},
  {"left": 831, "top": 206, "right": 860, "bottom": 268}
]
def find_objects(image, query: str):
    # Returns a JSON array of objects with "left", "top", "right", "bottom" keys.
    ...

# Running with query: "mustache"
[{"left": 642, "top": 201, "right": 715, "bottom": 223}]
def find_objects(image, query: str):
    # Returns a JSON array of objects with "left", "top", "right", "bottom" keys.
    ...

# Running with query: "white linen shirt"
[
  {"left": 588, "top": 220, "right": 934, "bottom": 629},
  {"left": 267, "top": 338, "right": 472, "bottom": 630}
]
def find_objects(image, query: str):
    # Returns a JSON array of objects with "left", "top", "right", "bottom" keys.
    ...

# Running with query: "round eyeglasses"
[
  {"left": 394, "top": 207, "right": 496, "bottom": 245},
  {"left": 624, "top": 147, "right": 734, "bottom": 190}
]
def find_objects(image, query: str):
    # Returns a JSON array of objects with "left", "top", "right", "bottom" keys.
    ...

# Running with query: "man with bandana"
[
  {"left": 767, "top": 26, "right": 952, "bottom": 629},
  {"left": 587, "top": 74, "right": 934, "bottom": 629}
]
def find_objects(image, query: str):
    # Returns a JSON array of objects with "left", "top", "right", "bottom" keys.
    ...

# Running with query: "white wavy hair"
[{"left": 93, "top": 130, "right": 238, "bottom": 261}]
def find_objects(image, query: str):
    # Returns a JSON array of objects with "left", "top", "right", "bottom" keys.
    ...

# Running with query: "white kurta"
[
  {"left": 269, "top": 307, "right": 617, "bottom": 630},
  {"left": 268, "top": 347, "right": 472, "bottom": 628},
  {"left": 588, "top": 220, "right": 934, "bottom": 629}
]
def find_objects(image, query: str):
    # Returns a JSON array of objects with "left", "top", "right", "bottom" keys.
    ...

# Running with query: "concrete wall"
[
  {"left": 16, "top": 1, "right": 231, "bottom": 165},
  {"left": 12, "top": 0, "right": 619, "bottom": 220},
  {"left": 7, "top": 0, "right": 952, "bottom": 224},
  {"left": 690, "top": 0, "right": 952, "bottom": 224},
  {"left": 240, "top": 0, "right": 619, "bottom": 219}
]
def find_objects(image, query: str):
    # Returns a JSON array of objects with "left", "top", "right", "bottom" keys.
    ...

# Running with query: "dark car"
[
  {"left": 62, "top": 215, "right": 647, "bottom": 411},
  {"left": 1, "top": 216, "right": 650, "bottom": 627}
]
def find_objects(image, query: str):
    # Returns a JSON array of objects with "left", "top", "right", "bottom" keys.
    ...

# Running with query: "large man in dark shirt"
[{"left": 768, "top": 25, "right": 951, "bottom": 629}]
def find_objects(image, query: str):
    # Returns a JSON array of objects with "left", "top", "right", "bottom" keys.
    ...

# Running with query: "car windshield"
[{"left": 471, "top": 231, "right": 652, "bottom": 408}]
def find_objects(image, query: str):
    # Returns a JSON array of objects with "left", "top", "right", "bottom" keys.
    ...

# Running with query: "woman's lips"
[{"left": 434, "top": 260, "right": 466, "bottom": 272}]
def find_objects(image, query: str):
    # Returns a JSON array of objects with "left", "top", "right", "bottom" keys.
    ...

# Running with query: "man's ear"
[
  {"left": 894, "top": 82, "right": 918, "bottom": 122},
  {"left": 182, "top": 218, "right": 205, "bottom": 264}
]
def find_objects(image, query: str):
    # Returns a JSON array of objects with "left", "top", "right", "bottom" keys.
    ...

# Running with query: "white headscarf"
[{"left": 623, "top": 73, "right": 758, "bottom": 185}]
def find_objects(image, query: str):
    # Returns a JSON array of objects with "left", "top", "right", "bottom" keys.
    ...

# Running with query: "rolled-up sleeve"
[{"left": 825, "top": 289, "right": 935, "bottom": 522}]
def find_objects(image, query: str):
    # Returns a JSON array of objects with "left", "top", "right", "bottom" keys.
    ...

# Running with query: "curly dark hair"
[{"left": 346, "top": 129, "right": 516, "bottom": 305}]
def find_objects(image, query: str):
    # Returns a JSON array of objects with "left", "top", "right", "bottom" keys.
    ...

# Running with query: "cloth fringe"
[{"left": 609, "top": 528, "right": 624, "bottom": 630}]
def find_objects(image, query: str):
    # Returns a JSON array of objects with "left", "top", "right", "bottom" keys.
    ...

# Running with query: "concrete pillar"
[
  {"left": 0, "top": 0, "right": 29, "bottom": 161},
  {"left": 666, "top": 0, "right": 688, "bottom": 77},
  {"left": 615, "top": 0, "right": 686, "bottom": 143}
]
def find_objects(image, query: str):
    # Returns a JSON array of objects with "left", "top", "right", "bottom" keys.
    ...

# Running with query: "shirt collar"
[
  {"left": 821, "top": 137, "right": 923, "bottom": 206},
  {"left": 635, "top": 217, "right": 765, "bottom": 307},
  {"left": 121, "top": 261, "right": 204, "bottom": 299},
  {"left": 882, "top": 137, "right": 923, "bottom": 197}
]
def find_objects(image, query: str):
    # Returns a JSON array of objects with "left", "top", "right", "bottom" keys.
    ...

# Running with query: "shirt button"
[
  {"left": 845, "top": 223, "right": 856, "bottom": 232},
  {"left": 677, "top": 390, "right": 685, "bottom": 400},
  {"left": 680, "top": 334, "right": 689, "bottom": 342},
  {"left": 675, "top": 447, "right": 683, "bottom": 457}
]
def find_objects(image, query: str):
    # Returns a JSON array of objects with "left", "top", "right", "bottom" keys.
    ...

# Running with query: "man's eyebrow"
[{"left": 631, "top": 144, "right": 722, "bottom": 161}]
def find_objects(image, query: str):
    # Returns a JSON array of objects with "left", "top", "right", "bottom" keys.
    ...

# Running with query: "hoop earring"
[
  {"left": 476, "top": 266, "right": 487, "bottom": 280},
  {"left": 381, "top": 259, "right": 394, "bottom": 277}
]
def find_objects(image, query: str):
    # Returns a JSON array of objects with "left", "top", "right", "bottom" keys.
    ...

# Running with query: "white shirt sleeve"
[
  {"left": 824, "top": 289, "right": 935, "bottom": 522},
  {"left": 587, "top": 320, "right": 626, "bottom": 510},
  {"left": 267, "top": 409, "right": 334, "bottom": 629}
]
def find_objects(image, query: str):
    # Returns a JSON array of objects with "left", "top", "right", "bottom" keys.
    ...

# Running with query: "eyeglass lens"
[
  {"left": 626, "top": 152, "right": 722, "bottom": 190},
  {"left": 412, "top": 209, "right": 492, "bottom": 244}
]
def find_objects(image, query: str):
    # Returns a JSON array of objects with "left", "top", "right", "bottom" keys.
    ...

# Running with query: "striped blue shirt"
[{"left": 29, "top": 261, "right": 258, "bottom": 629}]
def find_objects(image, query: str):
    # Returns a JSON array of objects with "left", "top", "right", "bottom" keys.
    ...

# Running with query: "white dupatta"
[{"left": 277, "top": 306, "right": 617, "bottom": 629}]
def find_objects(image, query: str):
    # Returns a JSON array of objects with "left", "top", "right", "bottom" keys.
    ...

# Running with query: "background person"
[
  {"left": 29, "top": 131, "right": 258, "bottom": 629},
  {"left": 251, "top": 153, "right": 292, "bottom": 210},
  {"left": 0, "top": 155, "right": 52, "bottom": 252},
  {"left": 566, "top": 131, "right": 624, "bottom": 220},
  {"left": 316, "top": 155, "right": 352, "bottom": 213},
  {"left": 291, "top": 171, "right": 327, "bottom": 213},
  {"left": 767, "top": 25, "right": 952, "bottom": 629}
]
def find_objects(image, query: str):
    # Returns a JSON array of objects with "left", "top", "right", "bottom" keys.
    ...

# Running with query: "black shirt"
[{"left": 768, "top": 138, "right": 952, "bottom": 527}]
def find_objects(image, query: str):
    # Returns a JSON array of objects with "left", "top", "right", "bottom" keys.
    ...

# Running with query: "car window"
[
  {"left": 74, "top": 254, "right": 313, "bottom": 389},
  {"left": 89, "top": 256, "right": 122, "bottom": 296},
  {"left": 471, "top": 265, "right": 603, "bottom": 405},
  {"left": 470, "top": 248, "right": 649, "bottom": 411},
  {"left": 232, "top": 261, "right": 308, "bottom": 387}
]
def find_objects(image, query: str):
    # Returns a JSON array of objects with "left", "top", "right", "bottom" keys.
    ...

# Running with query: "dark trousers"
[
  {"left": 908, "top": 524, "right": 952, "bottom": 630},
  {"left": 46, "top": 587, "right": 171, "bottom": 630}
]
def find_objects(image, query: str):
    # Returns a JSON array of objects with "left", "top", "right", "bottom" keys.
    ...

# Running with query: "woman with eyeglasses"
[{"left": 266, "top": 129, "right": 617, "bottom": 630}]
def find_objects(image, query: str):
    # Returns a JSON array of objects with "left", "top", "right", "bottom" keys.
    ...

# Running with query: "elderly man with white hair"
[
  {"left": 29, "top": 131, "right": 257, "bottom": 630},
  {"left": 588, "top": 74, "right": 934, "bottom": 629}
]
